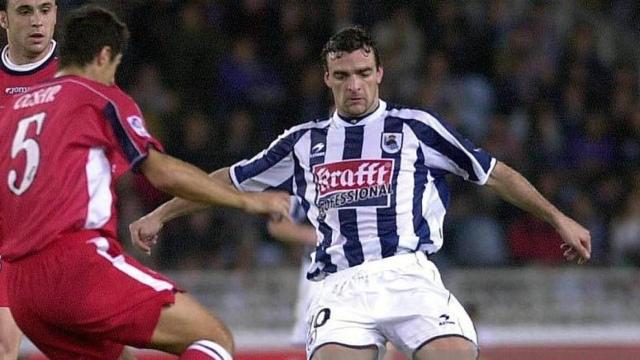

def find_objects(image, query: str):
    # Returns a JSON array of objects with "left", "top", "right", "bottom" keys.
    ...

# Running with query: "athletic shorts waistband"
[{"left": 322, "top": 252, "right": 432, "bottom": 286}]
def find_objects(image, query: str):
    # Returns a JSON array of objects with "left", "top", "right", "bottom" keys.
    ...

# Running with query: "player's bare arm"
[
  {"left": 131, "top": 158, "right": 289, "bottom": 253},
  {"left": 485, "top": 161, "right": 591, "bottom": 264},
  {"left": 267, "top": 218, "right": 317, "bottom": 246}
]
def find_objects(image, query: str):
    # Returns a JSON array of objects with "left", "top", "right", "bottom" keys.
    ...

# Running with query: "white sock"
[{"left": 186, "top": 340, "right": 233, "bottom": 360}]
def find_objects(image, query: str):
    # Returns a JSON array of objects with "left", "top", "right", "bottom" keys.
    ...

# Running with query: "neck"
[
  {"left": 56, "top": 65, "right": 109, "bottom": 85},
  {"left": 8, "top": 41, "right": 54, "bottom": 65}
]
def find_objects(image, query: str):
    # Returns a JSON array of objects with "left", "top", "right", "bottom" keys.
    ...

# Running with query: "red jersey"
[
  {"left": 0, "top": 75, "right": 163, "bottom": 261},
  {"left": 0, "top": 41, "right": 58, "bottom": 101}
]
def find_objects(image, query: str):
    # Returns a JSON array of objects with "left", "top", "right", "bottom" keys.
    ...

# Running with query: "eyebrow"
[{"left": 332, "top": 66, "right": 373, "bottom": 75}]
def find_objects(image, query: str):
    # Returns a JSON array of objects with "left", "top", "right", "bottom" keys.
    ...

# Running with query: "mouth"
[{"left": 29, "top": 33, "right": 45, "bottom": 41}]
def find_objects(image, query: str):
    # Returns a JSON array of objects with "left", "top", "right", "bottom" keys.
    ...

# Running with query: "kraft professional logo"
[{"left": 312, "top": 159, "right": 394, "bottom": 218}]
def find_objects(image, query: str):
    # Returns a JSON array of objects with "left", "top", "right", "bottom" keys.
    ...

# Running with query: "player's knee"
[
  {"left": 0, "top": 336, "right": 20, "bottom": 358},
  {"left": 0, "top": 343, "right": 19, "bottom": 359}
]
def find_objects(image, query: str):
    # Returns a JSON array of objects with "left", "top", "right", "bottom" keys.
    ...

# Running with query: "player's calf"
[
  {"left": 0, "top": 307, "right": 21, "bottom": 360},
  {"left": 149, "top": 292, "right": 234, "bottom": 359}
]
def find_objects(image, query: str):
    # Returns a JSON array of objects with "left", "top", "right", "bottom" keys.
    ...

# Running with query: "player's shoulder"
[
  {"left": 53, "top": 76, "right": 136, "bottom": 107},
  {"left": 283, "top": 114, "right": 332, "bottom": 136},
  {"left": 385, "top": 102, "right": 446, "bottom": 125}
]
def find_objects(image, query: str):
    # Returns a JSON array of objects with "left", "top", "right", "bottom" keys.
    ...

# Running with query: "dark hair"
[
  {"left": 59, "top": 5, "right": 129, "bottom": 68},
  {"left": 320, "top": 25, "right": 380, "bottom": 71}
]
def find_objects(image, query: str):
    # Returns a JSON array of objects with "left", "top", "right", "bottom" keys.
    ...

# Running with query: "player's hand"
[
  {"left": 129, "top": 213, "right": 164, "bottom": 255},
  {"left": 242, "top": 191, "right": 290, "bottom": 221},
  {"left": 556, "top": 216, "right": 591, "bottom": 264}
]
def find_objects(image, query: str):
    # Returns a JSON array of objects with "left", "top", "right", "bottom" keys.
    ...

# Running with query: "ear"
[
  {"left": 0, "top": 12, "right": 8, "bottom": 30},
  {"left": 323, "top": 70, "right": 331, "bottom": 87},
  {"left": 376, "top": 65, "right": 384, "bottom": 85}
]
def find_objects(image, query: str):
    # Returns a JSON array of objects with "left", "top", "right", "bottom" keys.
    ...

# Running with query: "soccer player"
[
  {"left": 0, "top": 5, "right": 289, "bottom": 360},
  {"left": 0, "top": 0, "right": 57, "bottom": 358},
  {"left": 130, "top": 26, "right": 591, "bottom": 360}
]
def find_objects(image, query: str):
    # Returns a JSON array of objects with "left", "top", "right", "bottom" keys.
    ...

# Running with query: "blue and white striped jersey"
[{"left": 230, "top": 100, "right": 496, "bottom": 280}]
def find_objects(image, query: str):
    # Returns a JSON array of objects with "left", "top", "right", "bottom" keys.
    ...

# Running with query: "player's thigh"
[
  {"left": 413, "top": 336, "right": 477, "bottom": 360},
  {"left": 311, "top": 343, "right": 378, "bottom": 360},
  {"left": 0, "top": 307, "right": 21, "bottom": 356},
  {"left": 148, "top": 292, "right": 233, "bottom": 354}
]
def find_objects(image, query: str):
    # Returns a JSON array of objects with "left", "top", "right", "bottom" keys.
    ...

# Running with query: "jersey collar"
[
  {"left": 331, "top": 99, "right": 387, "bottom": 127},
  {"left": 1, "top": 40, "right": 57, "bottom": 73}
]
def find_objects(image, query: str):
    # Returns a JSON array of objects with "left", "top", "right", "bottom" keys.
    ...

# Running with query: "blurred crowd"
[{"left": 46, "top": 0, "right": 640, "bottom": 270}]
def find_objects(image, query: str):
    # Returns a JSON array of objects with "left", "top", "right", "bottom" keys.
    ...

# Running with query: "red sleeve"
[{"left": 101, "top": 86, "right": 164, "bottom": 171}]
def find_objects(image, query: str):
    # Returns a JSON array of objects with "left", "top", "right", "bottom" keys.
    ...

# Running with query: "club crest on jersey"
[
  {"left": 313, "top": 159, "right": 394, "bottom": 219},
  {"left": 127, "top": 115, "right": 151, "bottom": 138},
  {"left": 381, "top": 132, "right": 402, "bottom": 154}
]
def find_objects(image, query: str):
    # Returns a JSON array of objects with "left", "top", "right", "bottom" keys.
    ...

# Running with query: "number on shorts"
[
  {"left": 312, "top": 308, "right": 331, "bottom": 328},
  {"left": 7, "top": 112, "right": 46, "bottom": 195}
]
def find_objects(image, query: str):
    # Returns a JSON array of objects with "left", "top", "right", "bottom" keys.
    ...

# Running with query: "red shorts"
[
  {"left": 7, "top": 233, "right": 179, "bottom": 360},
  {"left": 0, "top": 261, "right": 9, "bottom": 307}
]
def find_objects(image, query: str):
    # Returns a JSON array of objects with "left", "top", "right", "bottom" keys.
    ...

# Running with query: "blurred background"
[{"left": 11, "top": 0, "right": 640, "bottom": 359}]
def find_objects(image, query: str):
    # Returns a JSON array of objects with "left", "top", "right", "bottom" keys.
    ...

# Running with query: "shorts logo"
[
  {"left": 381, "top": 132, "right": 402, "bottom": 154},
  {"left": 439, "top": 314, "right": 456, "bottom": 326},
  {"left": 313, "top": 159, "right": 394, "bottom": 218},
  {"left": 127, "top": 115, "right": 151, "bottom": 138}
]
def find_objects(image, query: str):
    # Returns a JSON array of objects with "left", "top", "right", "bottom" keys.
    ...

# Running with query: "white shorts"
[
  {"left": 290, "top": 256, "right": 321, "bottom": 345},
  {"left": 305, "top": 252, "right": 477, "bottom": 359}
]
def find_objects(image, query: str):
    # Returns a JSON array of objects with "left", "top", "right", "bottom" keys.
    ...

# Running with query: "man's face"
[
  {"left": 324, "top": 48, "right": 383, "bottom": 118},
  {"left": 0, "top": 0, "right": 57, "bottom": 63}
]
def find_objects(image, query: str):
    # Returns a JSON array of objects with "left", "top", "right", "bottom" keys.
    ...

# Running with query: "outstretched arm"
[
  {"left": 131, "top": 149, "right": 289, "bottom": 254},
  {"left": 485, "top": 161, "right": 591, "bottom": 263},
  {"left": 267, "top": 217, "right": 317, "bottom": 246}
]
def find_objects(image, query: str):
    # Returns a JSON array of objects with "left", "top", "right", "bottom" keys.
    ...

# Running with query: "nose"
[
  {"left": 31, "top": 11, "right": 44, "bottom": 27},
  {"left": 346, "top": 75, "right": 361, "bottom": 92}
]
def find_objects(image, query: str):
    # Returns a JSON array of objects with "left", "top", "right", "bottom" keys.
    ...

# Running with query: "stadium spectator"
[{"left": 609, "top": 188, "right": 640, "bottom": 266}]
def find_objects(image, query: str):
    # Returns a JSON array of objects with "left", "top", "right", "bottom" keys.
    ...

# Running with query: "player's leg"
[
  {"left": 146, "top": 292, "right": 233, "bottom": 359},
  {"left": 0, "top": 307, "right": 21, "bottom": 360},
  {"left": 383, "top": 342, "right": 402, "bottom": 360},
  {"left": 311, "top": 344, "right": 378, "bottom": 360},
  {"left": 118, "top": 347, "right": 137, "bottom": 360},
  {"left": 413, "top": 336, "right": 477, "bottom": 360}
]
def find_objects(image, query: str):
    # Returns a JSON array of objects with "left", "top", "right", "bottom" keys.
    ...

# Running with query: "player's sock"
[{"left": 179, "top": 340, "right": 233, "bottom": 360}]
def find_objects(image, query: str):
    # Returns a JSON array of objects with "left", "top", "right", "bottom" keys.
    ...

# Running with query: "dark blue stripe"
[
  {"left": 377, "top": 117, "right": 402, "bottom": 258},
  {"left": 308, "top": 127, "right": 336, "bottom": 274},
  {"left": 432, "top": 169, "right": 450, "bottom": 209},
  {"left": 233, "top": 129, "right": 306, "bottom": 184},
  {"left": 340, "top": 126, "right": 364, "bottom": 266},
  {"left": 406, "top": 117, "right": 492, "bottom": 182},
  {"left": 104, "top": 103, "right": 143, "bottom": 165},
  {"left": 196, "top": 342, "right": 224, "bottom": 359},
  {"left": 266, "top": 176, "right": 293, "bottom": 193},
  {"left": 413, "top": 146, "right": 431, "bottom": 249}
]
